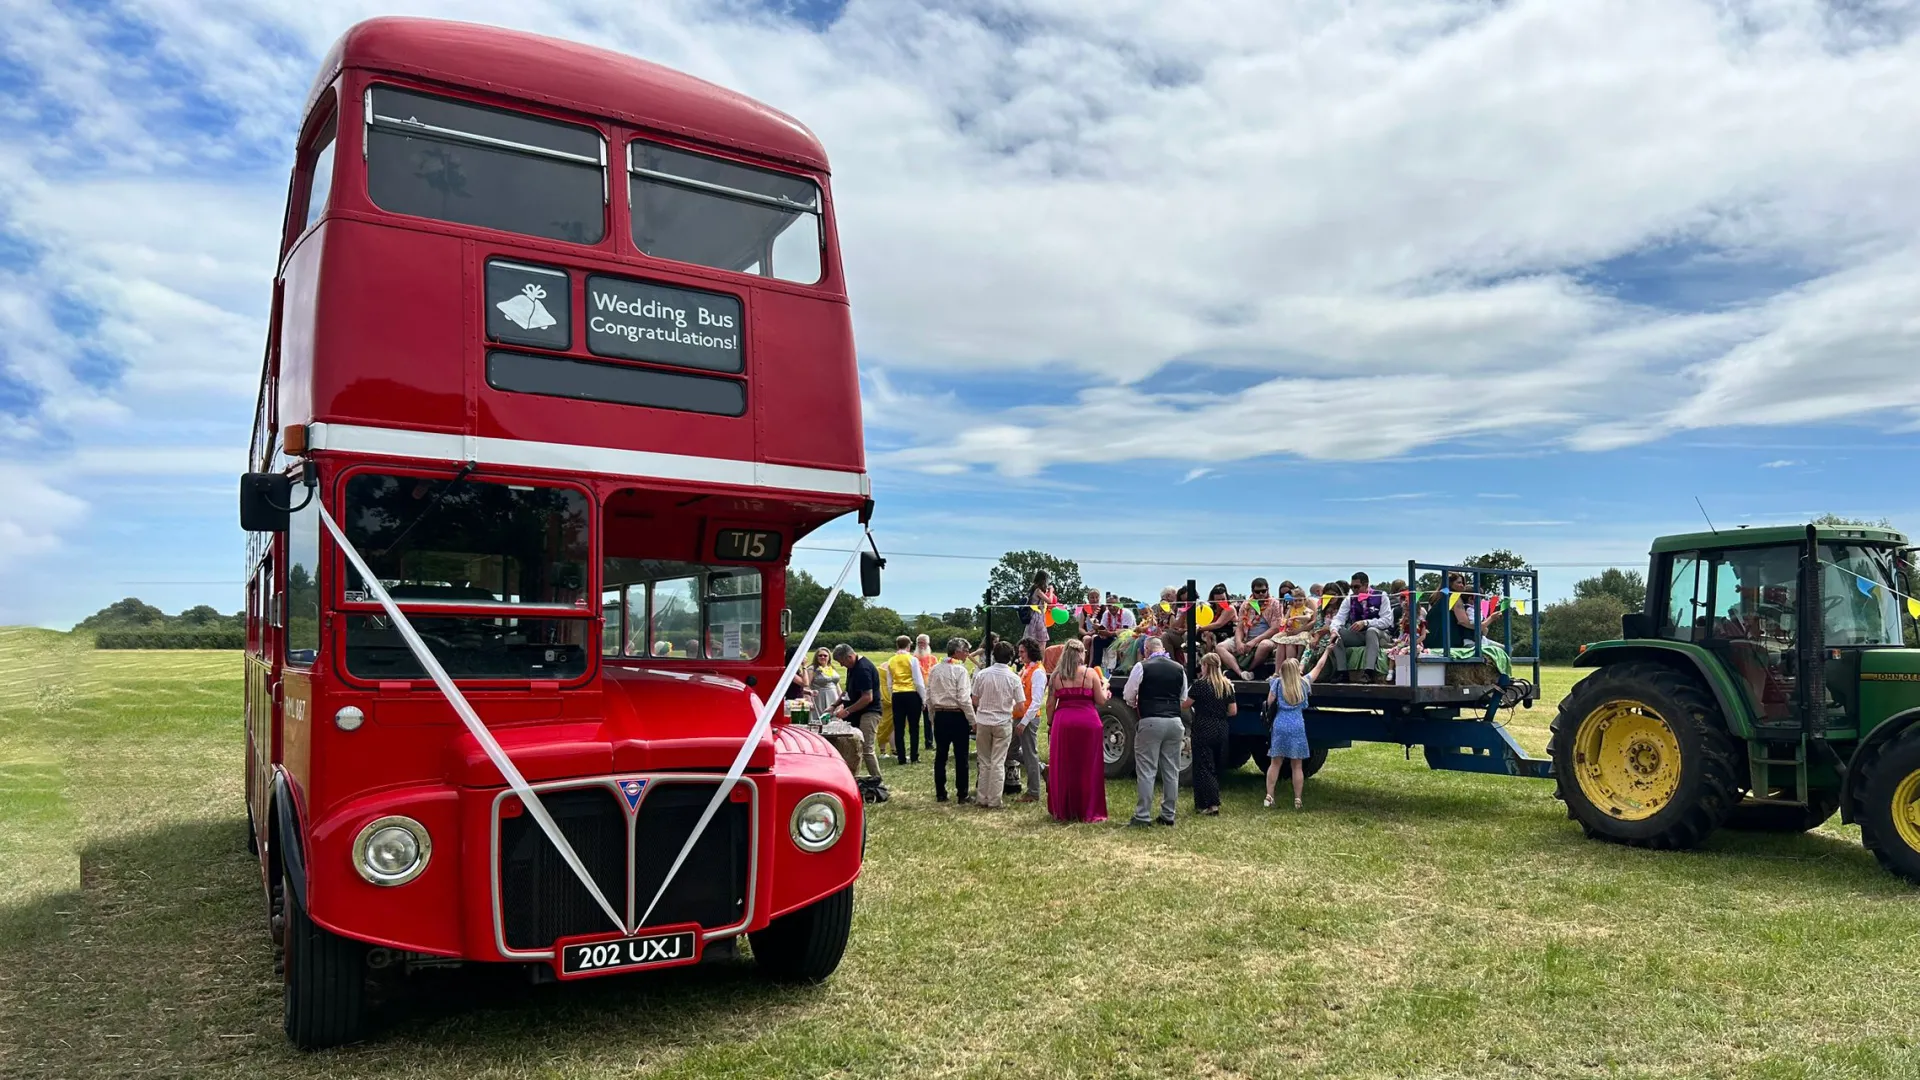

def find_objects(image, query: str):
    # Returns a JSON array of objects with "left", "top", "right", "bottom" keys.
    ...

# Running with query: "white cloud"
[
  {"left": 3, "top": 0, "right": 1920, "bottom": 594},
  {"left": 1760, "top": 459, "right": 1802, "bottom": 469},
  {"left": 0, "top": 465, "right": 87, "bottom": 561}
]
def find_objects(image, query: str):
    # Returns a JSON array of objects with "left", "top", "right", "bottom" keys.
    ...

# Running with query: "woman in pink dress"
[{"left": 1044, "top": 639, "right": 1109, "bottom": 823}]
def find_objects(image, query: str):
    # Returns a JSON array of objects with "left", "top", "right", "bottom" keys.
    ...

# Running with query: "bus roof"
[
  {"left": 1650, "top": 523, "right": 1909, "bottom": 554},
  {"left": 312, "top": 17, "right": 829, "bottom": 171}
]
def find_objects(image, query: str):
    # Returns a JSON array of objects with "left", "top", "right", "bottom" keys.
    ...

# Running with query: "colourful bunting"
[
  {"left": 1858, "top": 577, "right": 1878, "bottom": 599},
  {"left": 1159, "top": 602, "right": 1172, "bottom": 613},
  {"left": 1909, "top": 597, "right": 1920, "bottom": 620}
]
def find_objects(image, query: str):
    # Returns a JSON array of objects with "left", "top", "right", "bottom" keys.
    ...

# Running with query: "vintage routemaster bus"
[{"left": 239, "top": 18, "right": 872, "bottom": 1048}]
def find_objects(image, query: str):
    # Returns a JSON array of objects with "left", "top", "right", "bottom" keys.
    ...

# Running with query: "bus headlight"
[
  {"left": 353, "top": 816, "right": 431, "bottom": 885},
  {"left": 789, "top": 793, "right": 844, "bottom": 853}
]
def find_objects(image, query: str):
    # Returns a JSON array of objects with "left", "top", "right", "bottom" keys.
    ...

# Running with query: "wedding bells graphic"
[{"left": 497, "top": 283, "right": 558, "bottom": 331}]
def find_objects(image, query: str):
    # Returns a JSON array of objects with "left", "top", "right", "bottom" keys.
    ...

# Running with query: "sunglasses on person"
[{"left": 1251, "top": 587, "right": 1270, "bottom": 597}]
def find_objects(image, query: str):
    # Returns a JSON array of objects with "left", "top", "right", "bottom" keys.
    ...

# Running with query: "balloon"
[
  {"left": 1195, "top": 604, "right": 1215, "bottom": 628},
  {"left": 1050, "top": 605, "right": 1071, "bottom": 626}
]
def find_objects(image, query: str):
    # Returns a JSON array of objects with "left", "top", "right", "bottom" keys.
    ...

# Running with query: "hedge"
[{"left": 95, "top": 629, "right": 246, "bottom": 650}]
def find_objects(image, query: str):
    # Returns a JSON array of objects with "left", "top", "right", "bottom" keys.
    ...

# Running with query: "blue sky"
[{"left": 3, "top": 0, "right": 1919, "bottom": 628}]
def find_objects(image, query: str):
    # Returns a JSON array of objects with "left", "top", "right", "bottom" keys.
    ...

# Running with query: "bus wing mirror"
[
  {"left": 239, "top": 473, "right": 292, "bottom": 532},
  {"left": 860, "top": 551, "right": 885, "bottom": 599}
]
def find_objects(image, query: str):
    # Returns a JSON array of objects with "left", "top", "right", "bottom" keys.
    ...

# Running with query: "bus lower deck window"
[{"left": 366, "top": 85, "right": 606, "bottom": 244}]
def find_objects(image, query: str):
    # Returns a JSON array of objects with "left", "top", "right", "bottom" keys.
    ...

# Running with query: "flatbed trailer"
[{"left": 1095, "top": 566, "right": 1556, "bottom": 786}]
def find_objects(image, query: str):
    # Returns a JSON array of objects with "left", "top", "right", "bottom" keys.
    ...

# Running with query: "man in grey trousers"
[{"left": 1120, "top": 636, "right": 1187, "bottom": 827}]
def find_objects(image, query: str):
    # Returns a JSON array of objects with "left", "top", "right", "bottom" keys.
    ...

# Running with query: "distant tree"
[
  {"left": 74, "top": 598, "right": 168, "bottom": 631},
  {"left": 1540, "top": 596, "right": 1630, "bottom": 663},
  {"left": 177, "top": 604, "right": 226, "bottom": 626},
  {"left": 784, "top": 569, "right": 863, "bottom": 633},
  {"left": 1814, "top": 513, "right": 1895, "bottom": 528},
  {"left": 1574, "top": 568, "right": 1647, "bottom": 611},
  {"left": 985, "top": 551, "right": 1084, "bottom": 608},
  {"left": 850, "top": 605, "right": 907, "bottom": 636},
  {"left": 941, "top": 607, "right": 978, "bottom": 630}
]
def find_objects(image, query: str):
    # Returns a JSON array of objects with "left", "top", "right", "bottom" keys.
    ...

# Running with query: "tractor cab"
[
  {"left": 1554, "top": 523, "right": 1920, "bottom": 885},
  {"left": 1624, "top": 524, "right": 1914, "bottom": 738}
]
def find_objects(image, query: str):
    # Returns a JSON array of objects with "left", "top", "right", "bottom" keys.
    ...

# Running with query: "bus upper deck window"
[
  {"left": 365, "top": 85, "right": 606, "bottom": 245},
  {"left": 302, "top": 114, "right": 337, "bottom": 235},
  {"left": 629, "top": 141, "right": 822, "bottom": 284}
]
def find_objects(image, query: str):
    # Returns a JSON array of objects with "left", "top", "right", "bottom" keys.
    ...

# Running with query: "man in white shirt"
[
  {"left": 970, "top": 640, "right": 1024, "bottom": 808},
  {"left": 1327, "top": 571, "right": 1395, "bottom": 682},
  {"left": 926, "top": 637, "right": 977, "bottom": 803},
  {"left": 1011, "top": 638, "right": 1049, "bottom": 802}
]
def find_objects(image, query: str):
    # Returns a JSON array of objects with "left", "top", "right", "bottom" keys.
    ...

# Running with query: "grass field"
[{"left": 5, "top": 628, "right": 1920, "bottom": 1078}]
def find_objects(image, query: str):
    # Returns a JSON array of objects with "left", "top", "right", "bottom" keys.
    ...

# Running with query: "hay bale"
[{"left": 820, "top": 721, "right": 863, "bottom": 775}]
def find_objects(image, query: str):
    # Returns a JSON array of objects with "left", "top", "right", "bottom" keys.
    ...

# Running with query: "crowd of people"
[{"left": 786, "top": 567, "right": 1512, "bottom": 826}]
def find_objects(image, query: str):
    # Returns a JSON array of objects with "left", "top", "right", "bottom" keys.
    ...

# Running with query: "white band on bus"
[{"left": 318, "top": 504, "right": 627, "bottom": 934}]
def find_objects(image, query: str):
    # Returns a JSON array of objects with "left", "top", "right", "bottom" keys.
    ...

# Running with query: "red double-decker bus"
[{"left": 239, "top": 18, "right": 873, "bottom": 1048}]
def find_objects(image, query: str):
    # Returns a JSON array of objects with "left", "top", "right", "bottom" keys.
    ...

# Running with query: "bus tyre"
[
  {"left": 1102, "top": 701, "right": 1137, "bottom": 780},
  {"left": 1550, "top": 662, "right": 1740, "bottom": 850},
  {"left": 1723, "top": 791, "right": 1840, "bottom": 833},
  {"left": 283, "top": 887, "right": 369, "bottom": 1050},
  {"left": 1224, "top": 744, "right": 1252, "bottom": 773},
  {"left": 750, "top": 886, "right": 853, "bottom": 982},
  {"left": 1855, "top": 728, "right": 1920, "bottom": 885}
]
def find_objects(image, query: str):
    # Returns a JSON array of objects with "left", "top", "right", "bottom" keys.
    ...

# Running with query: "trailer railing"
[{"left": 1407, "top": 561, "right": 1541, "bottom": 697}]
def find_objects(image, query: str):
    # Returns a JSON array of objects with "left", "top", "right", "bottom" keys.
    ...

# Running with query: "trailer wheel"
[
  {"left": 750, "top": 886, "right": 853, "bottom": 982},
  {"left": 1250, "top": 746, "right": 1326, "bottom": 779},
  {"left": 1855, "top": 727, "right": 1920, "bottom": 885},
  {"left": 1101, "top": 700, "right": 1137, "bottom": 779},
  {"left": 283, "top": 886, "right": 369, "bottom": 1050},
  {"left": 1723, "top": 791, "right": 1840, "bottom": 833},
  {"left": 1549, "top": 662, "right": 1739, "bottom": 850},
  {"left": 1224, "top": 745, "right": 1252, "bottom": 772}
]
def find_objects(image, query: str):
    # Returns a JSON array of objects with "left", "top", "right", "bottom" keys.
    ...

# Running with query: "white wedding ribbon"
[
  {"left": 636, "top": 541, "right": 862, "bottom": 929},
  {"left": 318, "top": 504, "right": 626, "bottom": 934}
]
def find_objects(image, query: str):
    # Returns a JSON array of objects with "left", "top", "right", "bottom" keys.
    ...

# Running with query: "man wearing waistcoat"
[
  {"left": 1121, "top": 636, "right": 1187, "bottom": 827},
  {"left": 1327, "top": 571, "right": 1395, "bottom": 683}
]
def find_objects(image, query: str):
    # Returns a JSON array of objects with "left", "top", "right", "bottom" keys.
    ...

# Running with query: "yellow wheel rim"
[
  {"left": 1572, "top": 699, "right": 1683, "bottom": 821},
  {"left": 1890, "top": 770, "right": 1920, "bottom": 852}
]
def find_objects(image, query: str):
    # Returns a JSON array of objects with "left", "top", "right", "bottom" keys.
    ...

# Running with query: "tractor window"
[
  {"left": 1662, "top": 554, "right": 1701, "bottom": 640},
  {"left": 1820, "top": 543, "right": 1905, "bottom": 647},
  {"left": 1707, "top": 545, "right": 1801, "bottom": 722}
]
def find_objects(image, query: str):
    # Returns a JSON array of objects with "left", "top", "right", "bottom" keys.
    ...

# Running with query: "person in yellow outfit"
[{"left": 885, "top": 635, "right": 928, "bottom": 764}]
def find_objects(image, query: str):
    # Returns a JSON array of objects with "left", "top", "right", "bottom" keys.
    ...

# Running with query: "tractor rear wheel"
[
  {"left": 1855, "top": 727, "right": 1920, "bottom": 884},
  {"left": 1550, "top": 662, "right": 1740, "bottom": 850},
  {"left": 1723, "top": 790, "right": 1841, "bottom": 833}
]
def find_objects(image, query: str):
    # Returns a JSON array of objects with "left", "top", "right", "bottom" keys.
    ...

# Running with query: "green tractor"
[{"left": 1552, "top": 523, "right": 1920, "bottom": 881}]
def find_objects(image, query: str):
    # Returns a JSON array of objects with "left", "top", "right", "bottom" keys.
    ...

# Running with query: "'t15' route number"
[{"left": 714, "top": 529, "right": 781, "bottom": 562}]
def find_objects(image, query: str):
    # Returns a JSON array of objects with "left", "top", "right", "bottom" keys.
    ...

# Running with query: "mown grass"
[{"left": 3, "top": 628, "right": 1918, "bottom": 1078}]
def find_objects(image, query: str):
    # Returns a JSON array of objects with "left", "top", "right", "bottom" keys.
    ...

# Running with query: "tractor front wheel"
[
  {"left": 1855, "top": 728, "right": 1920, "bottom": 884},
  {"left": 1549, "top": 662, "right": 1740, "bottom": 850}
]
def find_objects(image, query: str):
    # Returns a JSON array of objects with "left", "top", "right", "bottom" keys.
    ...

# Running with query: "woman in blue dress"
[{"left": 1265, "top": 651, "right": 1330, "bottom": 809}]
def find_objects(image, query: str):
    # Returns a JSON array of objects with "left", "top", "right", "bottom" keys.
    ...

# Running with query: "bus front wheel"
[
  {"left": 282, "top": 887, "right": 369, "bottom": 1050},
  {"left": 750, "top": 886, "right": 853, "bottom": 982}
]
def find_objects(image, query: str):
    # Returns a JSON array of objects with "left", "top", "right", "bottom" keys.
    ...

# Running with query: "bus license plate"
[{"left": 555, "top": 927, "right": 701, "bottom": 979}]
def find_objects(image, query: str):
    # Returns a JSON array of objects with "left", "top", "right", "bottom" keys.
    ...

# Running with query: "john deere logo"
[{"left": 1862, "top": 673, "right": 1920, "bottom": 682}]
